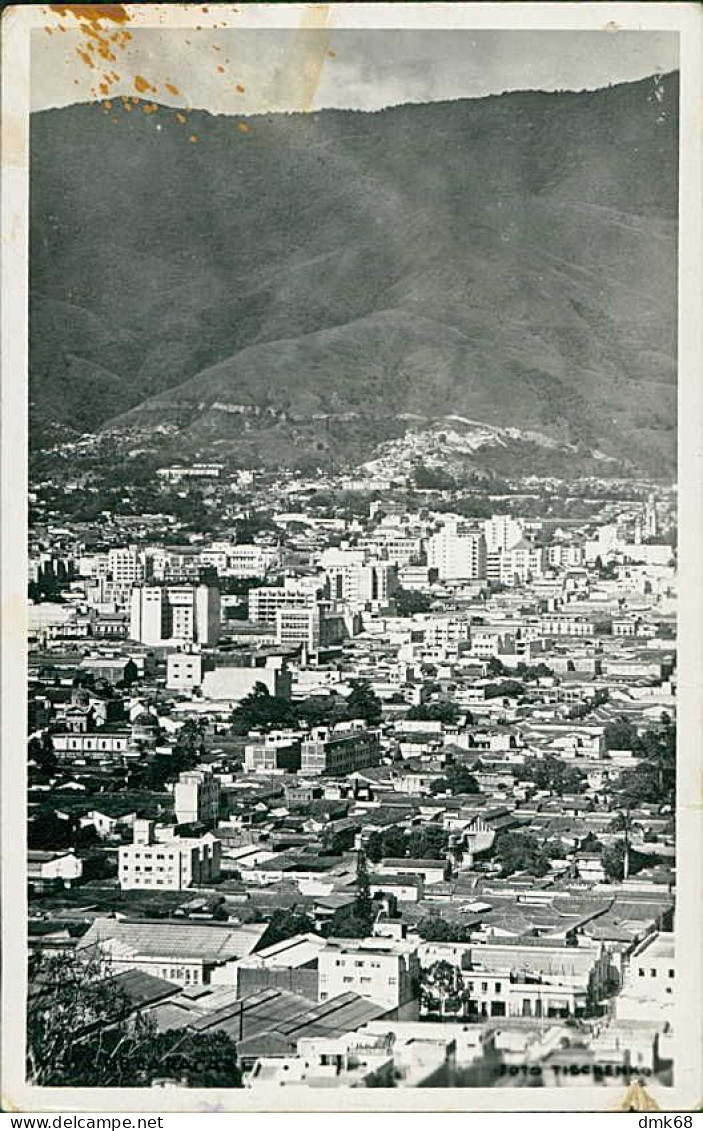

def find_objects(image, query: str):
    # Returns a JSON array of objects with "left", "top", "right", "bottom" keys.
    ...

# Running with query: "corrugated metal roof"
[{"left": 78, "top": 918, "right": 267, "bottom": 962}]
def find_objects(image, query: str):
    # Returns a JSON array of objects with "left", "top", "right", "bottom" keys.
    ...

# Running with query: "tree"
[
  {"left": 430, "top": 763, "right": 480, "bottom": 797},
  {"left": 492, "top": 830, "right": 554, "bottom": 878},
  {"left": 394, "top": 588, "right": 432, "bottom": 617},
  {"left": 406, "top": 824, "right": 449, "bottom": 860},
  {"left": 323, "top": 825, "right": 357, "bottom": 855},
  {"left": 527, "top": 755, "right": 585, "bottom": 797},
  {"left": 604, "top": 716, "right": 639, "bottom": 751},
  {"left": 325, "top": 910, "right": 374, "bottom": 940},
  {"left": 612, "top": 721, "right": 676, "bottom": 807},
  {"left": 413, "top": 464, "right": 456, "bottom": 491},
  {"left": 419, "top": 959, "right": 461, "bottom": 1015},
  {"left": 345, "top": 680, "right": 382, "bottom": 727},
  {"left": 151, "top": 1028, "right": 242, "bottom": 1088},
  {"left": 28, "top": 948, "right": 243, "bottom": 1088},
  {"left": 515, "top": 662, "right": 554, "bottom": 681},
  {"left": 602, "top": 840, "right": 627, "bottom": 882},
  {"left": 28, "top": 734, "right": 57, "bottom": 776},
  {"left": 28, "top": 808, "right": 74, "bottom": 850},
  {"left": 365, "top": 831, "right": 384, "bottom": 863},
  {"left": 255, "top": 907, "right": 316, "bottom": 950},
  {"left": 417, "top": 915, "right": 471, "bottom": 943},
  {"left": 230, "top": 682, "right": 298, "bottom": 734},
  {"left": 484, "top": 680, "right": 524, "bottom": 700},
  {"left": 353, "top": 848, "right": 374, "bottom": 934},
  {"left": 407, "top": 700, "right": 460, "bottom": 725},
  {"left": 296, "top": 694, "right": 347, "bottom": 728},
  {"left": 379, "top": 825, "right": 409, "bottom": 859}
]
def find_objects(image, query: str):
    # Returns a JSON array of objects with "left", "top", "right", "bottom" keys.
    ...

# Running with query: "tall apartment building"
[
  {"left": 483, "top": 515, "right": 525, "bottom": 554},
  {"left": 174, "top": 768, "right": 220, "bottom": 826},
  {"left": 118, "top": 819, "right": 221, "bottom": 891},
  {"left": 426, "top": 522, "right": 487, "bottom": 581},
  {"left": 300, "top": 722, "right": 381, "bottom": 775},
  {"left": 129, "top": 583, "right": 220, "bottom": 646},
  {"left": 108, "top": 546, "right": 150, "bottom": 587},
  {"left": 320, "top": 550, "right": 397, "bottom": 608}
]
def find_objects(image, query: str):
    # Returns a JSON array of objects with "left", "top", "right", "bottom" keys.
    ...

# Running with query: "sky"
[{"left": 31, "top": 24, "right": 679, "bottom": 117}]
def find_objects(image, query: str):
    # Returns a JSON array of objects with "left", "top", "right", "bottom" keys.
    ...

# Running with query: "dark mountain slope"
[{"left": 30, "top": 73, "right": 678, "bottom": 472}]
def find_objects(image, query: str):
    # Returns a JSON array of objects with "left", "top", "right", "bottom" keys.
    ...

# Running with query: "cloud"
[{"left": 31, "top": 26, "right": 679, "bottom": 116}]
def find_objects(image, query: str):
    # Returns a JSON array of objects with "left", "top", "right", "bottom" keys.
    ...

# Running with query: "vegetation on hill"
[{"left": 30, "top": 74, "right": 678, "bottom": 474}]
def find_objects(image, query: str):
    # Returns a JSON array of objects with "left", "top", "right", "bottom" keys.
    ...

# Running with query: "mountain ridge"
[{"left": 30, "top": 72, "right": 679, "bottom": 474}]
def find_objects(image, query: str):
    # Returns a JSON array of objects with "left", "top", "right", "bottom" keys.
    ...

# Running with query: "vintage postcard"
[{"left": 1, "top": 1, "right": 702, "bottom": 1115}]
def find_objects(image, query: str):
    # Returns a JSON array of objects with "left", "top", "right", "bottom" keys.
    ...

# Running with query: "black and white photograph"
[{"left": 1, "top": 1, "right": 702, "bottom": 1115}]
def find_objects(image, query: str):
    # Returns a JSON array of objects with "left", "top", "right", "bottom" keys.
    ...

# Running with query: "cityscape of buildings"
[{"left": 26, "top": 455, "right": 678, "bottom": 1090}]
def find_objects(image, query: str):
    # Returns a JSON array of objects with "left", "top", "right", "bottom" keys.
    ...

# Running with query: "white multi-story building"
[
  {"left": 129, "top": 583, "right": 220, "bottom": 646},
  {"left": 276, "top": 606, "right": 322, "bottom": 651},
  {"left": 421, "top": 615, "right": 471, "bottom": 649},
  {"left": 538, "top": 615, "right": 598, "bottom": 637},
  {"left": 166, "top": 651, "right": 204, "bottom": 691},
  {"left": 487, "top": 540, "right": 547, "bottom": 586},
  {"left": 483, "top": 515, "right": 525, "bottom": 554},
  {"left": 248, "top": 578, "right": 322, "bottom": 624},
  {"left": 318, "top": 939, "right": 420, "bottom": 1016},
  {"left": 358, "top": 533, "right": 422, "bottom": 567},
  {"left": 426, "top": 523, "right": 487, "bottom": 581},
  {"left": 118, "top": 819, "right": 221, "bottom": 890},
  {"left": 228, "top": 543, "right": 279, "bottom": 578},
  {"left": 615, "top": 933, "right": 675, "bottom": 1026},
  {"left": 174, "top": 768, "right": 220, "bottom": 825},
  {"left": 321, "top": 550, "right": 397, "bottom": 609},
  {"left": 547, "top": 543, "right": 586, "bottom": 569},
  {"left": 108, "top": 546, "right": 150, "bottom": 587}
]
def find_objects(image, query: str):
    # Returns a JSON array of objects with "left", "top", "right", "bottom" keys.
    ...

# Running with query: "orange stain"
[
  {"left": 217, "top": 65, "right": 225, "bottom": 74},
  {"left": 134, "top": 75, "right": 156, "bottom": 95},
  {"left": 189, "top": 135, "right": 198, "bottom": 143},
  {"left": 236, "top": 84, "right": 245, "bottom": 93},
  {"left": 76, "top": 48, "right": 95, "bottom": 68},
  {"left": 49, "top": 5, "right": 129, "bottom": 25},
  {"left": 176, "top": 113, "right": 187, "bottom": 124},
  {"left": 237, "top": 122, "right": 250, "bottom": 133},
  {"left": 165, "top": 82, "right": 180, "bottom": 96}
]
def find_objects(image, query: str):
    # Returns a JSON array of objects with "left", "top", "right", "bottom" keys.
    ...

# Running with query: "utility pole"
[{"left": 622, "top": 803, "right": 631, "bottom": 881}]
